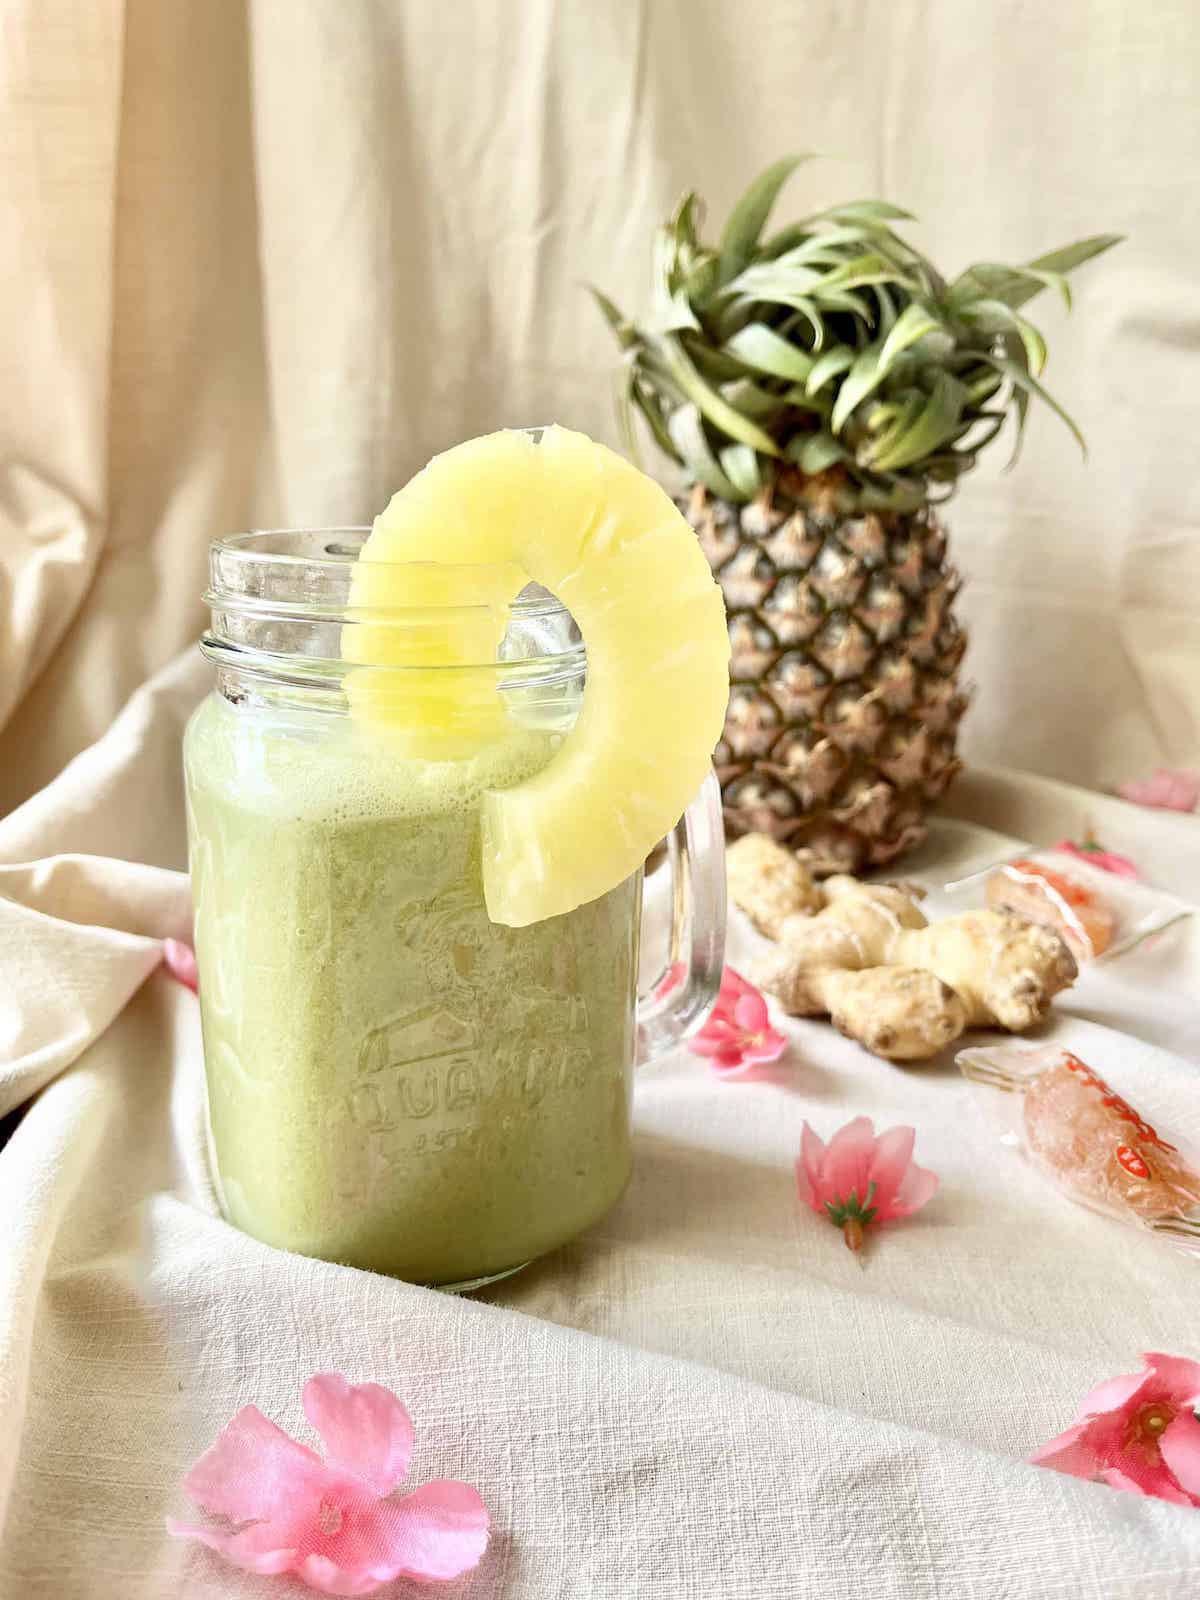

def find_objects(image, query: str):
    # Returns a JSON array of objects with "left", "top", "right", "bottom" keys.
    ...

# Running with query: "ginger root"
[
  {"left": 886, "top": 909, "right": 1077, "bottom": 1034},
  {"left": 726, "top": 832, "right": 824, "bottom": 937},
  {"left": 754, "top": 956, "right": 968, "bottom": 1061},
  {"left": 737, "top": 840, "right": 1078, "bottom": 1061}
]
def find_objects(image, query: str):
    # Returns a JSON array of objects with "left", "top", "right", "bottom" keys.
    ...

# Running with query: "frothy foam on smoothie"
[{"left": 187, "top": 694, "right": 560, "bottom": 827}]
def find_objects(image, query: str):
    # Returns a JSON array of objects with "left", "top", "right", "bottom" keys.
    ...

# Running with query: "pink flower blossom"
[
  {"left": 797, "top": 1117, "right": 938, "bottom": 1252},
  {"left": 1030, "top": 1352, "right": 1200, "bottom": 1506},
  {"left": 1051, "top": 839, "right": 1140, "bottom": 880},
  {"left": 167, "top": 1375, "right": 489, "bottom": 1594},
  {"left": 163, "top": 938, "right": 199, "bottom": 992},
  {"left": 1117, "top": 768, "right": 1200, "bottom": 814},
  {"left": 688, "top": 966, "right": 787, "bottom": 1078}
]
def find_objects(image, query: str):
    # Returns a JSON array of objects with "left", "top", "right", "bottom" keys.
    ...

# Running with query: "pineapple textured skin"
[{"left": 687, "top": 470, "right": 967, "bottom": 873}]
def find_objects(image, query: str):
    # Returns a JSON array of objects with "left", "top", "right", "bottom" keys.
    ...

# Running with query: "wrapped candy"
[
  {"left": 942, "top": 845, "right": 1192, "bottom": 964},
  {"left": 959, "top": 1043, "right": 1200, "bottom": 1256},
  {"left": 984, "top": 859, "right": 1115, "bottom": 961}
]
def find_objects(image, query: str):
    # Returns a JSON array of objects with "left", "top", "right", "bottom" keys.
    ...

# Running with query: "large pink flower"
[
  {"left": 1117, "top": 768, "right": 1200, "bottom": 814},
  {"left": 688, "top": 966, "right": 787, "bottom": 1078},
  {"left": 167, "top": 1375, "right": 489, "bottom": 1594},
  {"left": 797, "top": 1116, "right": 938, "bottom": 1251},
  {"left": 1030, "top": 1352, "right": 1200, "bottom": 1506}
]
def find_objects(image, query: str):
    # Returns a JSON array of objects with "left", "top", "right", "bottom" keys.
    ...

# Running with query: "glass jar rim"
[
  {"left": 206, "top": 528, "right": 567, "bottom": 619},
  {"left": 200, "top": 527, "right": 584, "bottom": 707}
]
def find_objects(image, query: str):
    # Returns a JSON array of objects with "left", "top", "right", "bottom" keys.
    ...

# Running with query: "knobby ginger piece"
[
  {"left": 726, "top": 832, "right": 823, "bottom": 937},
  {"left": 753, "top": 875, "right": 1077, "bottom": 1062},
  {"left": 890, "top": 909, "right": 1077, "bottom": 1032},
  {"left": 753, "top": 951, "right": 967, "bottom": 1061}
]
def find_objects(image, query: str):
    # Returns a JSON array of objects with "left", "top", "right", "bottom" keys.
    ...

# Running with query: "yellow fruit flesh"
[
  {"left": 343, "top": 560, "right": 524, "bottom": 758},
  {"left": 349, "top": 426, "right": 730, "bottom": 926}
]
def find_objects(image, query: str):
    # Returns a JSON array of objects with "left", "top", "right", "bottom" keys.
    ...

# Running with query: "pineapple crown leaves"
[{"left": 591, "top": 155, "right": 1122, "bottom": 509}]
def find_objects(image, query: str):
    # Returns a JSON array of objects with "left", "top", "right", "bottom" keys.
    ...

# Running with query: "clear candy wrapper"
[
  {"left": 958, "top": 1042, "right": 1200, "bottom": 1257},
  {"left": 942, "top": 847, "right": 1192, "bottom": 964}
]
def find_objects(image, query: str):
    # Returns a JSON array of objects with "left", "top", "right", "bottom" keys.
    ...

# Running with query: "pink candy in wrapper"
[
  {"left": 984, "top": 860, "right": 1115, "bottom": 961},
  {"left": 959, "top": 1043, "right": 1200, "bottom": 1257}
]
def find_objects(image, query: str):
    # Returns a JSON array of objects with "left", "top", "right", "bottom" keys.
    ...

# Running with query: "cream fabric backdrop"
[{"left": 2, "top": 0, "right": 1199, "bottom": 814}]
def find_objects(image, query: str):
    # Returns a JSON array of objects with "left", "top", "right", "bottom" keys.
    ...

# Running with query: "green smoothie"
[{"left": 184, "top": 692, "right": 639, "bottom": 1286}]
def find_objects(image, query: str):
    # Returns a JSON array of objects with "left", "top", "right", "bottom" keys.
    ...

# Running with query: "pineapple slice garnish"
[{"left": 350, "top": 426, "right": 730, "bottom": 927}]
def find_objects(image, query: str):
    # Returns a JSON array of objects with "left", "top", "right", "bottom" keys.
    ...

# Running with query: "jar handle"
[{"left": 637, "top": 768, "right": 726, "bottom": 1062}]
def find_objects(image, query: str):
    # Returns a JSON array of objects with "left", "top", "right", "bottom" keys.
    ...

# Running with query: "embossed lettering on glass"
[{"left": 185, "top": 527, "right": 725, "bottom": 1289}]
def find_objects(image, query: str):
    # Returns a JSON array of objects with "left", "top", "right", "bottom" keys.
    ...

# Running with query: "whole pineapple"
[{"left": 594, "top": 157, "right": 1118, "bottom": 872}]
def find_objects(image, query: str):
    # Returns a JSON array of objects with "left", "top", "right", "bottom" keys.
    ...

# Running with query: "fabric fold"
[{"left": 0, "top": 852, "right": 191, "bottom": 1115}]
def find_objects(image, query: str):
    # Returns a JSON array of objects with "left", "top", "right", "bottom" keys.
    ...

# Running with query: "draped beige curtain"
[{"left": 3, "top": 0, "right": 1198, "bottom": 815}]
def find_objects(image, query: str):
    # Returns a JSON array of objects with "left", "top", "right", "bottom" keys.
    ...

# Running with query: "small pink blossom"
[
  {"left": 167, "top": 1375, "right": 489, "bottom": 1594},
  {"left": 1051, "top": 839, "right": 1140, "bottom": 880},
  {"left": 797, "top": 1117, "right": 938, "bottom": 1252},
  {"left": 1030, "top": 1352, "right": 1200, "bottom": 1506},
  {"left": 688, "top": 966, "right": 787, "bottom": 1078},
  {"left": 163, "top": 938, "right": 199, "bottom": 992},
  {"left": 1117, "top": 768, "right": 1200, "bottom": 814}
]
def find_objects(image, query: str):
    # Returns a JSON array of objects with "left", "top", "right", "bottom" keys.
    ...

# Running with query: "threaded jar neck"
[{"left": 201, "top": 529, "right": 585, "bottom": 719}]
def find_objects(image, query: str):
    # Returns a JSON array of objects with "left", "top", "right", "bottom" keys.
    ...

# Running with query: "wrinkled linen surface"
[{"left": 1, "top": 650, "right": 1199, "bottom": 1599}]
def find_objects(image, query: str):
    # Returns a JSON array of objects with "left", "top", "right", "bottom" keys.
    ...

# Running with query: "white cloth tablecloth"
[{"left": 2, "top": 651, "right": 1199, "bottom": 1599}]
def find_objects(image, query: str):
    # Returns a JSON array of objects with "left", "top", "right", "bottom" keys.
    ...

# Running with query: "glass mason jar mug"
[{"left": 184, "top": 529, "right": 725, "bottom": 1290}]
